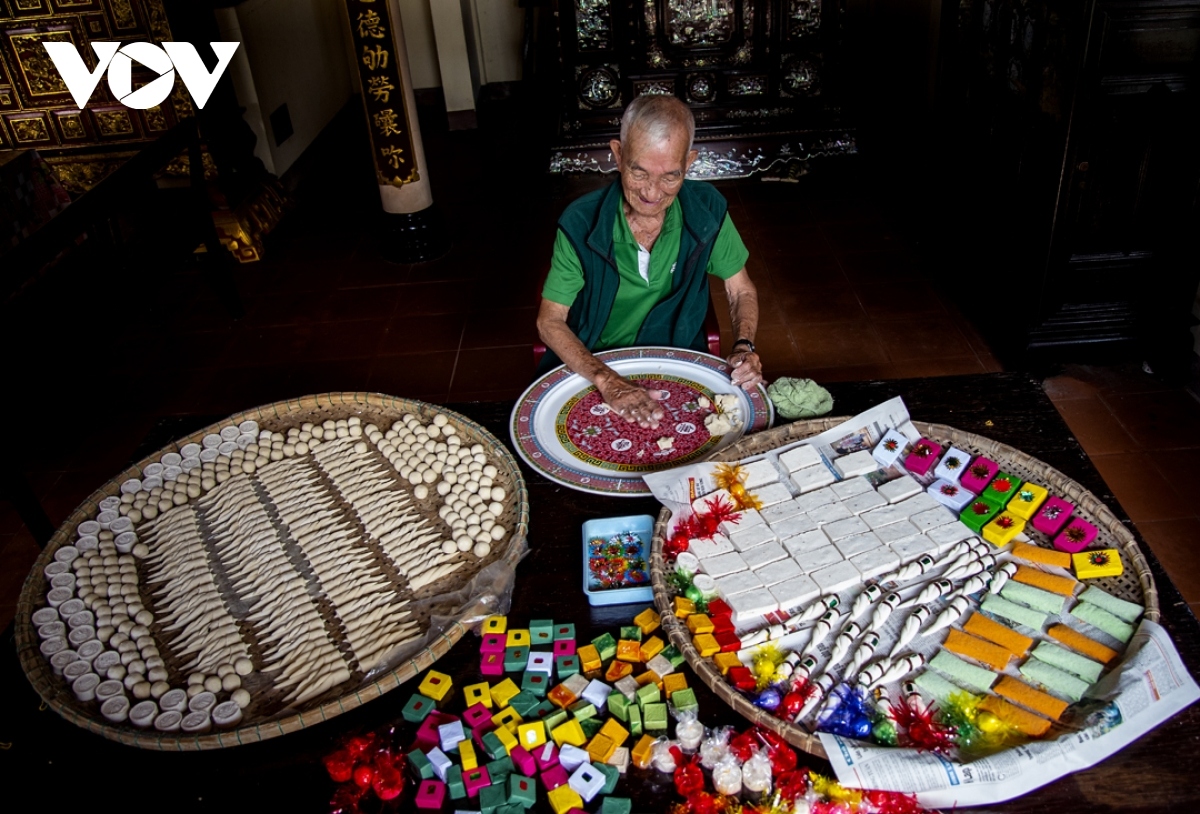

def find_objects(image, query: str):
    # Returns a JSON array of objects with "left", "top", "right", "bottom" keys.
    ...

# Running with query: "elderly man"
[{"left": 537, "top": 96, "right": 763, "bottom": 429}]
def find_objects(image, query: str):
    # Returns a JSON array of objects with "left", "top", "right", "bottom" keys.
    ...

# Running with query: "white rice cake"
[
  {"left": 850, "top": 547, "right": 901, "bottom": 580},
  {"left": 900, "top": 493, "right": 941, "bottom": 515},
  {"left": 689, "top": 535, "right": 735, "bottom": 559},
  {"left": 760, "top": 501, "right": 803, "bottom": 525},
  {"left": 718, "top": 509, "right": 764, "bottom": 536},
  {"left": 770, "top": 574, "right": 820, "bottom": 612},
  {"left": 793, "top": 488, "right": 836, "bottom": 513},
  {"left": 890, "top": 534, "right": 940, "bottom": 560},
  {"left": 782, "top": 529, "right": 832, "bottom": 558},
  {"left": 692, "top": 488, "right": 735, "bottom": 515},
  {"left": 741, "top": 459, "right": 782, "bottom": 489},
  {"left": 808, "top": 502, "right": 852, "bottom": 526},
  {"left": 927, "top": 479, "right": 975, "bottom": 512},
  {"left": 844, "top": 491, "right": 887, "bottom": 515},
  {"left": 754, "top": 557, "right": 804, "bottom": 586},
  {"left": 741, "top": 541, "right": 788, "bottom": 570},
  {"left": 933, "top": 446, "right": 972, "bottom": 483},
  {"left": 795, "top": 544, "right": 844, "bottom": 572},
  {"left": 834, "top": 531, "right": 883, "bottom": 558},
  {"left": 699, "top": 551, "right": 748, "bottom": 577},
  {"left": 910, "top": 505, "right": 958, "bottom": 533},
  {"left": 874, "top": 519, "right": 920, "bottom": 546},
  {"left": 768, "top": 512, "right": 818, "bottom": 539},
  {"left": 808, "top": 560, "right": 862, "bottom": 595},
  {"left": 715, "top": 569, "right": 765, "bottom": 598},
  {"left": 833, "top": 449, "right": 879, "bottom": 479},
  {"left": 728, "top": 524, "right": 777, "bottom": 552},
  {"left": 778, "top": 444, "right": 823, "bottom": 472},
  {"left": 878, "top": 475, "right": 922, "bottom": 504},
  {"left": 872, "top": 428, "right": 909, "bottom": 467},
  {"left": 751, "top": 482, "right": 793, "bottom": 507},
  {"left": 824, "top": 515, "right": 871, "bottom": 541},
  {"left": 727, "top": 588, "right": 780, "bottom": 623},
  {"left": 790, "top": 465, "right": 836, "bottom": 494},
  {"left": 831, "top": 476, "right": 874, "bottom": 500},
  {"left": 927, "top": 523, "right": 977, "bottom": 549},
  {"left": 861, "top": 503, "right": 913, "bottom": 530}
]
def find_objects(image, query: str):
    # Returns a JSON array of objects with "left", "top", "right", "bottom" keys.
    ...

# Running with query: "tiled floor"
[{"left": 1, "top": 99, "right": 1197, "bottom": 631}]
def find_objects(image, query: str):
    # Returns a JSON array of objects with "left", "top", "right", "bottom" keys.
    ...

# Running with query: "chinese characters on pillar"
[{"left": 343, "top": 0, "right": 418, "bottom": 186}]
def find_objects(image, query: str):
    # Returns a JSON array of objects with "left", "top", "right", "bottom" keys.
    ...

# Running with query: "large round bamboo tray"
[
  {"left": 650, "top": 418, "right": 1158, "bottom": 759},
  {"left": 16, "top": 393, "right": 529, "bottom": 750}
]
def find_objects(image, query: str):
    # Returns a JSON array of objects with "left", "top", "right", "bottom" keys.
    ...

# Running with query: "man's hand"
[
  {"left": 596, "top": 373, "right": 667, "bottom": 429},
  {"left": 728, "top": 350, "right": 764, "bottom": 391}
]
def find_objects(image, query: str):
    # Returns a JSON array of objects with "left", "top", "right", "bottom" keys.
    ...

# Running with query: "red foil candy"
[
  {"left": 323, "top": 749, "right": 356, "bottom": 783},
  {"left": 352, "top": 763, "right": 376, "bottom": 789},
  {"left": 672, "top": 748, "right": 706, "bottom": 796},
  {"left": 329, "top": 783, "right": 365, "bottom": 814},
  {"left": 372, "top": 764, "right": 405, "bottom": 801}
]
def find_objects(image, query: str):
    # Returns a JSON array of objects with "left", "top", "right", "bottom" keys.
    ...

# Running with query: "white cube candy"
[
  {"left": 692, "top": 489, "right": 735, "bottom": 515},
  {"left": 699, "top": 552, "right": 748, "bottom": 577},
  {"left": 569, "top": 763, "right": 608, "bottom": 803},
  {"left": 727, "top": 588, "right": 780, "bottom": 622},
  {"left": 872, "top": 428, "right": 910, "bottom": 467},
  {"left": 581, "top": 679, "right": 612, "bottom": 708},
  {"left": 901, "top": 492, "right": 941, "bottom": 514},
  {"left": 795, "top": 544, "right": 844, "bottom": 572},
  {"left": 861, "top": 503, "right": 910, "bottom": 529},
  {"left": 874, "top": 519, "right": 920, "bottom": 546},
  {"left": 716, "top": 570, "right": 765, "bottom": 598},
  {"left": 790, "top": 465, "right": 835, "bottom": 494},
  {"left": 834, "top": 531, "right": 883, "bottom": 558},
  {"left": 760, "top": 501, "right": 803, "bottom": 525},
  {"left": 428, "top": 746, "right": 454, "bottom": 780},
  {"left": 844, "top": 491, "right": 887, "bottom": 515},
  {"left": 718, "top": 509, "right": 764, "bottom": 536},
  {"left": 927, "top": 479, "right": 976, "bottom": 512},
  {"left": 438, "top": 721, "right": 466, "bottom": 752},
  {"left": 559, "top": 744, "right": 591, "bottom": 772},
  {"left": 878, "top": 475, "right": 922, "bottom": 504},
  {"left": 689, "top": 535, "right": 734, "bottom": 559},
  {"left": 783, "top": 529, "right": 833, "bottom": 558},
  {"left": 927, "top": 523, "right": 977, "bottom": 549},
  {"left": 824, "top": 515, "right": 871, "bottom": 541},
  {"left": 793, "top": 488, "right": 836, "bottom": 513},
  {"left": 933, "top": 446, "right": 972, "bottom": 483},
  {"left": 850, "top": 546, "right": 902, "bottom": 580},
  {"left": 527, "top": 652, "right": 554, "bottom": 674},
  {"left": 779, "top": 444, "right": 824, "bottom": 472},
  {"left": 890, "top": 534, "right": 940, "bottom": 560},
  {"left": 808, "top": 502, "right": 853, "bottom": 526},
  {"left": 808, "top": 560, "right": 863, "bottom": 595},
  {"left": 754, "top": 557, "right": 804, "bottom": 586},
  {"left": 645, "top": 654, "right": 675, "bottom": 677},
  {"left": 728, "top": 524, "right": 776, "bottom": 552},
  {"left": 833, "top": 450, "right": 879, "bottom": 479},
  {"left": 770, "top": 574, "right": 820, "bottom": 612},
  {"left": 911, "top": 505, "right": 958, "bottom": 532},
  {"left": 741, "top": 459, "right": 781, "bottom": 489},
  {"left": 751, "top": 482, "right": 793, "bottom": 507},
  {"left": 769, "top": 512, "right": 818, "bottom": 540},
  {"left": 741, "top": 542, "right": 788, "bottom": 570},
  {"left": 831, "top": 476, "right": 874, "bottom": 500}
]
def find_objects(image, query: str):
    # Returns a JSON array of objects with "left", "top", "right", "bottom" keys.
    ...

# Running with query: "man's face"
[{"left": 610, "top": 128, "right": 698, "bottom": 219}]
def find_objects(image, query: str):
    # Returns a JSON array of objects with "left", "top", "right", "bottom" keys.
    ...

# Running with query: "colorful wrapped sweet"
[
  {"left": 980, "top": 472, "right": 1022, "bottom": 508},
  {"left": 960, "top": 499, "right": 1000, "bottom": 533},
  {"left": 1072, "top": 548, "right": 1124, "bottom": 580},
  {"left": 1054, "top": 517, "right": 1098, "bottom": 554},
  {"left": 904, "top": 438, "right": 942, "bottom": 476},
  {"left": 933, "top": 446, "right": 972, "bottom": 483},
  {"left": 927, "top": 479, "right": 976, "bottom": 512},
  {"left": 1031, "top": 495, "right": 1074, "bottom": 536},
  {"left": 1006, "top": 483, "right": 1048, "bottom": 520},
  {"left": 959, "top": 457, "right": 999, "bottom": 494}
]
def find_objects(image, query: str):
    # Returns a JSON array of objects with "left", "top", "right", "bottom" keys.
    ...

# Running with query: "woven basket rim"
[
  {"left": 16, "top": 392, "right": 530, "bottom": 751},
  {"left": 650, "top": 417, "right": 1158, "bottom": 759}
]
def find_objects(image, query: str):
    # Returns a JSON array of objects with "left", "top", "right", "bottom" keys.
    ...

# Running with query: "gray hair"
[{"left": 619, "top": 95, "right": 695, "bottom": 151}]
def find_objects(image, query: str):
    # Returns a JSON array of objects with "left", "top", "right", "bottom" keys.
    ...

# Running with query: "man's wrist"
[{"left": 732, "top": 338, "right": 755, "bottom": 354}]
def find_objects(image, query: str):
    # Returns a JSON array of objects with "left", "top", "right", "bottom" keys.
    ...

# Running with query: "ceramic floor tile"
[
  {"left": 1091, "top": 452, "right": 1195, "bottom": 524},
  {"left": 1134, "top": 518, "right": 1200, "bottom": 603},
  {"left": 449, "top": 346, "right": 537, "bottom": 399},
  {"left": 856, "top": 281, "right": 950, "bottom": 319},
  {"left": 770, "top": 282, "right": 867, "bottom": 324},
  {"left": 792, "top": 320, "right": 888, "bottom": 369},
  {"left": 1052, "top": 398, "right": 1141, "bottom": 456},
  {"left": 872, "top": 318, "right": 974, "bottom": 363},
  {"left": 369, "top": 352, "right": 457, "bottom": 402},
  {"left": 460, "top": 308, "right": 538, "bottom": 350},
  {"left": 1103, "top": 390, "right": 1200, "bottom": 451},
  {"left": 1148, "top": 449, "right": 1200, "bottom": 510},
  {"left": 1043, "top": 373, "right": 1102, "bottom": 403},
  {"left": 376, "top": 313, "right": 466, "bottom": 356},
  {"left": 885, "top": 356, "right": 989, "bottom": 379}
]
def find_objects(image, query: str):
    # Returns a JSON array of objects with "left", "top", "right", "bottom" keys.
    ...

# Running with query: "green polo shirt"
[{"left": 542, "top": 199, "right": 749, "bottom": 350}]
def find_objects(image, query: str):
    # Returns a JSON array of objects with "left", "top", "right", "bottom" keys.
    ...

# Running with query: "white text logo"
[{"left": 42, "top": 41, "right": 239, "bottom": 110}]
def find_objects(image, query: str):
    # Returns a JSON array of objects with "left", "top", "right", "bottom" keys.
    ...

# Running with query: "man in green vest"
[{"left": 537, "top": 95, "right": 763, "bottom": 430}]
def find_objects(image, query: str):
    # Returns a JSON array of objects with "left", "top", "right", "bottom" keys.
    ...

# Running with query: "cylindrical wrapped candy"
[
  {"left": 160, "top": 689, "right": 188, "bottom": 712},
  {"left": 72, "top": 672, "right": 101, "bottom": 702},
  {"left": 32, "top": 607, "right": 60, "bottom": 627},
  {"left": 39, "top": 637, "right": 68, "bottom": 657},
  {"left": 154, "top": 710, "right": 183, "bottom": 732},
  {"left": 95, "top": 680, "right": 124, "bottom": 702},
  {"left": 46, "top": 588, "right": 73, "bottom": 608},
  {"left": 101, "top": 696, "right": 130, "bottom": 723},
  {"left": 212, "top": 701, "right": 243, "bottom": 728},
  {"left": 130, "top": 700, "right": 158, "bottom": 728},
  {"left": 181, "top": 711, "right": 212, "bottom": 733},
  {"left": 38, "top": 621, "right": 66, "bottom": 640},
  {"left": 64, "top": 660, "right": 93, "bottom": 682},
  {"left": 189, "top": 691, "right": 217, "bottom": 714},
  {"left": 50, "top": 649, "right": 79, "bottom": 676}
]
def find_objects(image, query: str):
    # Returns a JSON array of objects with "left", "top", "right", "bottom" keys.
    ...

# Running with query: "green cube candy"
[
  {"left": 447, "top": 764, "right": 466, "bottom": 799},
  {"left": 521, "top": 670, "right": 549, "bottom": 697},
  {"left": 569, "top": 700, "right": 598, "bottom": 721},
  {"left": 594, "top": 761, "right": 620, "bottom": 794},
  {"left": 508, "top": 773, "right": 538, "bottom": 807},
  {"left": 509, "top": 690, "right": 542, "bottom": 717},
  {"left": 505, "top": 646, "right": 530, "bottom": 672},
  {"left": 580, "top": 716, "right": 603, "bottom": 738},
  {"left": 479, "top": 783, "right": 508, "bottom": 813},
  {"left": 635, "top": 682, "right": 661, "bottom": 708},
  {"left": 660, "top": 645, "right": 685, "bottom": 668},
  {"left": 642, "top": 701, "right": 669, "bottom": 732},
  {"left": 554, "top": 622, "right": 576, "bottom": 641},
  {"left": 607, "top": 691, "right": 629, "bottom": 722},
  {"left": 529, "top": 619, "right": 555, "bottom": 647},
  {"left": 628, "top": 703, "right": 643, "bottom": 737},
  {"left": 619, "top": 625, "right": 643, "bottom": 642},
  {"left": 406, "top": 749, "right": 435, "bottom": 780},
  {"left": 487, "top": 754, "right": 515, "bottom": 781},
  {"left": 497, "top": 806, "right": 526, "bottom": 814},
  {"left": 482, "top": 730, "right": 508, "bottom": 760},
  {"left": 402, "top": 693, "right": 437, "bottom": 723},
  {"left": 555, "top": 654, "right": 581, "bottom": 678},
  {"left": 960, "top": 499, "right": 1000, "bottom": 532},
  {"left": 591, "top": 632, "right": 618, "bottom": 661},
  {"left": 671, "top": 687, "right": 698, "bottom": 713},
  {"left": 531, "top": 699, "right": 557, "bottom": 720},
  {"left": 544, "top": 709, "right": 569, "bottom": 731},
  {"left": 600, "top": 797, "right": 633, "bottom": 814}
]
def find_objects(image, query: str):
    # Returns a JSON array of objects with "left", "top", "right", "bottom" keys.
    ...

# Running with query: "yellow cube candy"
[
  {"left": 551, "top": 718, "right": 587, "bottom": 747},
  {"left": 483, "top": 615, "right": 508, "bottom": 634},
  {"left": 633, "top": 607, "right": 661, "bottom": 634},
  {"left": 1006, "top": 483, "right": 1048, "bottom": 520},
  {"left": 459, "top": 738, "right": 478, "bottom": 771},
  {"left": 631, "top": 734, "right": 656, "bottom": 769},
  {"left": 464, "top": 681, "right": 493, "bottom": 709},
  {"left": 490, "top": 678, "right": 521, "bottom": 709},
  {"left": 686, "top": 614, "right": 714, "bottom": 634},
  {"left": 663, "top": 672, "right": 688, "bottom": 698},
  {"left": 491, "top": 706, "right": 523, "bottom": 732},
  {"left": 417, "top": 670, "right": 453, "bottom": 702},
  {"left": 713, "top": 652, "right": 742, "bottom": 675},
  {"left": 494, "top": 724, "right": 518, "bottom": 754},
  {"left": 547, "top": 785, "right": 584, "bottom": 814},
  {"left": 506, "top": 628, "right": 530, "bottom": 647},
  {"left": 635, "top": 669, "right": 661, "bottom": 688},
  {"left": 693, "top": 633, "right": 720, "bottom": 657},
  {"left": 983, "top": 512, "right": 1026, "bottom": 547},
  {"left": 517, "top": 721, "right": 547, "bottom": 750},
  {"left": 639, "top": 635, "right": 665, "bottom": 662},
  {"left": 577, "top": 644, "right": 602, "bottom": 672},
  {"left": 616, "top": 640, "right": 642, "bottom": 663},
  {"left": 1073, "top": 548, "right": 1124, "bottom": 579},
  {"left": 598, "top": 717, "right": 629, "bottom": 747},
  {"left": 587, "top": 733, "right": 616, "bottom": 763},
  {"left": 674, "top": 596, "right": 696, "bottom": 618}
]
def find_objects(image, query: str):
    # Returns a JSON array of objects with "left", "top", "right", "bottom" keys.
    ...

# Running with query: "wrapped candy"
[
  {"left": 713, "top": 463, "right": 763, "bottom": 511},
  {"left": 711, "top": 753, "right": 744, "bottom": 796},
  {"left": 795, "top": 595, "right": 841, "bottom": 624},
  {"left": 652, "top": 737, "right": 680, "bottom": 773},
  {"left": 817, "top": 684, "right": 874, "bottom": 739},
  {"left": 850, "top": 584, "right": 883, "bottom": 620},
  {"left": 741, "top": 748, "right": 774, "bottom": 793},
  {"left": 889, "top": 693, "right": 956, "bottom": 753},
  {"left": 752, "top": 642, "right": 788, "bottom": 690},
  {"left": 672, "top": 746, "right": 706, "bottom": 796},
  {"left": 988, "top": 562, "right": 1017, "bottom": 594},
  {"left": 699, "top": 726, "right": 734, "bottom": 769},
  {"left": 887, "top": 606, "right": 930, "bottom": 660},
  {"left": 676, "top": 709, "right": 705, "bottom": 753}
]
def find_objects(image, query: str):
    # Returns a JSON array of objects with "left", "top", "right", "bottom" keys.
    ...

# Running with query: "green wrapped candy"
[{"left": 767, "top": 377, "right": 834, "bottom": 420}]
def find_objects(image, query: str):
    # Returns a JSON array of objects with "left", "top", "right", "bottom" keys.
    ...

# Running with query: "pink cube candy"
[
  {"left": 462, "top": 766, "right": 492, "bottom": 797},
  {"left": 1053, "top": 517, "right": 1098, "bottom": 553},
  {"left": 415, "top": 711, "right": 459, "bottom": 751},
  {"left": 553, "top": 639, "right": 576, "bottom": 657},
  {"left": 1031, "top": 496, "right": 1074, "bottom": 536},
  {"left": 541, "top": 763, "right": 570, "bottom": 790},
  {"left": 904, "top": 439, "right": 943, "bottom": 476},
  {"left": 463, "top": 702, "right": 492, "bottom": 730},
  {"left": 480, "top": 652, "right": 504, "bottom": 676},
  {"left": 510, "top": 744, "right": 538, "bottom": 776},
  {"left": 534, "top": 741, "right": 560, "bottom": 772},
  {"left": 481, "top": 632, "right": 508, "bottom": 653},
  {"left": 415, "top": 779, "right": 446, "bottom": 809},
  {"left": 959, "top": 456, "right": 1000, "bottom": 494}
]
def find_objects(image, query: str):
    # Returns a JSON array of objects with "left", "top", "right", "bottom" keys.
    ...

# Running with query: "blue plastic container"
[{"left": 582, "top": 514, "right": 656, "bottom": 606}]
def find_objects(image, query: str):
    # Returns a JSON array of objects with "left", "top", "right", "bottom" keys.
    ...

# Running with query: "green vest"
[{"left": 539, "top": 179, "right": 727, "bottom": 374}]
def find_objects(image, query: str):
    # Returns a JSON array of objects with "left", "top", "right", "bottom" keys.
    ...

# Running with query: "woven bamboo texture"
[
  {"left": 650, "top": 418, "right": 1158, "bottom": 759},
  {"left": 16, "top": 393, "right": 529, "bottom": 751}
]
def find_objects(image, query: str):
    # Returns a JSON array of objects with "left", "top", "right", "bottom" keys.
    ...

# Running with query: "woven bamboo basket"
[
  {"left": 16, "top": 393, "right": 529, "bottom": 750},
  {"left": 650, "top": 418, "right": 1158, "bottom": 759}
]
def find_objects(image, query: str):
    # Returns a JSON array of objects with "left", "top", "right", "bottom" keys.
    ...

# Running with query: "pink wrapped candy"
[
  {"left": 1032, "top": 496, "right": 1074, "bottom": 537},
  {"left": 1054, "top": 517, "right": 1098, "bottom": 553},
  {"left": 959, "top": 456, "right": 1000, "bottom": 494},
  {"left": 904, "top": 439, "right": 943, "bottom": 476}
]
